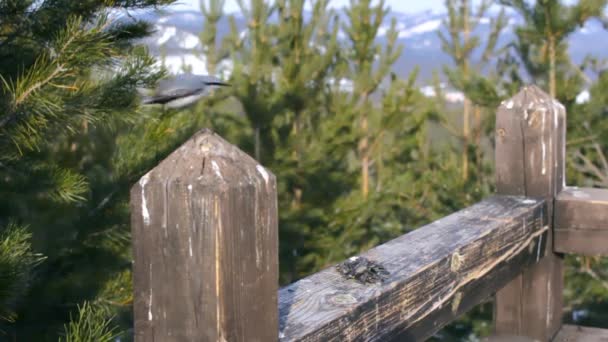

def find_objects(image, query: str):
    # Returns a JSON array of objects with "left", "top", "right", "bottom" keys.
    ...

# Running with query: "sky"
[
  {"left": 172, "top": 0, "right": 446, "bottom": 14},
  {"left": 172, "top": 0, "right": 584, "bottom": 14}
]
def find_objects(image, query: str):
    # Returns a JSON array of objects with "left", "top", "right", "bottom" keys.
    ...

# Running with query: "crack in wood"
[{"left": 405, "top": 225, "right": 548, "bottom": 328}]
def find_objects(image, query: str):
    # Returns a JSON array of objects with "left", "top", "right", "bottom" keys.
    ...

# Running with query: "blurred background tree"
[{"left": 439, "top": 0, "right": 506, "bottom": 186}]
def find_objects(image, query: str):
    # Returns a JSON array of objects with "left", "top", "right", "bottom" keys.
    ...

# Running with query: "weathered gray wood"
[
  {"left": 555, "top": 230, "right": 608, "bottom": 256},
  {"left": 482, "top": 336, "right": 537, "bottom": 342},
  {"left": 554, "top": 187, "right": 608, "bottom": 256},
  {"left": 552, "top": 324, "right": 608, "bottom": 342},
  {"left": 130, "top": 129, "right": 278, "bottom": 342},
  {"left": 278, "top": 196, "right": 547, "bottom": 341},
  {"left": 494, "top": 85, "right": 565, "bottom": 341},
  {"left": 555, "top": 187, "right": 608, "bottom": 230}
]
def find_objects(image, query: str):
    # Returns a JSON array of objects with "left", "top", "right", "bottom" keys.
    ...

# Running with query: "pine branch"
[
  {"left": 0, "top": 58, "right": 64, "bottom": 129},
  {"left": 572, "top": 149, "right": 608, "bottom": 186},
  {"left": 0, "top": 223, "right": 45, "bottom": 322},
  {"left": 579, "top": 263, "right": 608, "bottom": 293},
  {"left": 0, "top": 160, "right": 89, "bottom": 204},
  {"left": 594, "top": 142, "right": 608, "bottom": 173},
  {"left": 60, "top": 302, "right": 120, "bottom": 342},
  {"left": 0, "top": 14, "right": 137, "bottom": 154}
]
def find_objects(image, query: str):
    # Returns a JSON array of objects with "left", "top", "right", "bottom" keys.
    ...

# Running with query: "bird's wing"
[
  {"left": 155, "top": 76, "right": 192, "bottom": 94},
  {"left": 142, "top": 87, "right": 203, "bottom": 105},
  {"left": 197, "top": 75, "right": 230, "bottom": 86},
  {"left": 157, "top": 75, "right": 229, "bottom": 91}
]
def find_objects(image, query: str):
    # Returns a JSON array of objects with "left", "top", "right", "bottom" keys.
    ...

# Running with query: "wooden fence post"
[
  {"left": 494, "top": 86, "right": 566, "bottom": 340},
  {"left": 130, "top": 129, "right": 278, "bottom": 341}
]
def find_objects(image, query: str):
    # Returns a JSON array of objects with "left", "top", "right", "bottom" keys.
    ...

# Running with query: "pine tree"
[
  {"left": 315, "top": 0, "right": 466, "bottom": 266},
  {"left": 200, "top": 0, "right": 228, "bottom": 76},
  {"left": 226, "top": 0, "right": 347, "bottom": 282},
  {"left": 0, "top": 0, "right": 175, "bottom": 339},
  {"left": 272, "top": 0, "right": 339, "bottom": 208},
  {"left": 439, "top": 0, "right": 507, "bottom": 182},
  {"left": 189, "top": 0, "right": 246, "bottom": 143},
  {"left": 499, "top": 0, "right": 607, "bottom": 100},
  {"left": 227, "top": 0, "right": 278, "bottom": 162},
  {"left": 564, "top": 57, "right": 608, "bottom": 190},
  {"left": 341, "top": 0, "right": 401, "bottom": 198}
]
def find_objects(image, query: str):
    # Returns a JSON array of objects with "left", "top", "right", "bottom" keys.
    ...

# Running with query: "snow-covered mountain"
[{"left": 130, "top": 7, "right": 608, "bottom": 99}]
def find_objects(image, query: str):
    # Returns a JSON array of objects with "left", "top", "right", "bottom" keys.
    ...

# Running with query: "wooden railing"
[{"left": 129, "top": 85, "right": 608, "bottom": 341}]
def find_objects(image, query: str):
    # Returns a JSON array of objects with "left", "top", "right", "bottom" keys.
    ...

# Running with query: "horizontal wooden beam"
[
  {"left": 278, "top": 196, "right": 548, "bottom": 341},
  {"left": 554, "top": 187, "right": 608, "bottom": 256},
  {"left": 553, "top": 324, "right": 608, "bottom": 342},
  {"left": 481, "top": 325, "right": 608, "bottom": 342}
]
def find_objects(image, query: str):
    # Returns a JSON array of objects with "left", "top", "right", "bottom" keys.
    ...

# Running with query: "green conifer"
[{"left": 0, "top": 0, "right": 174, "bottom": 339}]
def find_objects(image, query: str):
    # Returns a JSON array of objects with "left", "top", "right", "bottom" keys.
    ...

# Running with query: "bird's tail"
[
  {"left": 140, "top": 96, "right": 155, "bottom": 105},
  {"left": 137, "top": 87, "right": 155, "bottom": 105}
]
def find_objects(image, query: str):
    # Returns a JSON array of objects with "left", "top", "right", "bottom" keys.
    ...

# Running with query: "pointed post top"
[
  {"left": 495, "top": 85, "right": 566, "bottom": 197},
  {"left": 499, "top": 85, "right": 565, "bottom": 113},
  {"left": 132, "top": 128, "right": 274, "bottom": 190}
]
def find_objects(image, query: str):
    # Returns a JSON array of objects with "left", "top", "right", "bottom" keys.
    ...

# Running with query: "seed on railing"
[{"left": 336, "top": 256, "right": 389, "bottom": 284}]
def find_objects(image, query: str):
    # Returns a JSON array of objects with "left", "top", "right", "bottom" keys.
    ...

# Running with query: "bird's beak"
[{"left": 206, "top": 82, "right": 231, "bottom": 87}]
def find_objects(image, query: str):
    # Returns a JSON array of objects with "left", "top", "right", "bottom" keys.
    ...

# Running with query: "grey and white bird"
[{"left": 139, "top": 74, "right": 230, "bottom": 109}]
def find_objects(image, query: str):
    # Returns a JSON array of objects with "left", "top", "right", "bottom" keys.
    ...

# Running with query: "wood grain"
[
  {"left": 130, "top": 129, "right": 278, "bottom": 342},
  {"left": 553, "top": 324, "right": 608, "bottom": 342},
  {"left": 554, "top": 187, "right": 608, "bottom": 255},
  {"left": 278, "top": 196, "right": 547, "bottom": 341},
  {"left": 555, "top": 230, "right": 608, "bottom": 256},
  {"left": 494, "top": 85, "right": 565, "bottom": 341}
]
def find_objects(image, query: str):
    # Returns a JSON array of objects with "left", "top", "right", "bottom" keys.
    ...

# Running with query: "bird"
[{"left": 139, "top": 74, "right": 230, "bottom": 109}]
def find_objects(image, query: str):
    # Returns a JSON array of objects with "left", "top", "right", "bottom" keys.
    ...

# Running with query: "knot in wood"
[
  {"left": 450, "top": 252, "right": 463, "bottom": 272},
  {"left": 328, "top": 293, "right": 358, "bottom": 307}
]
